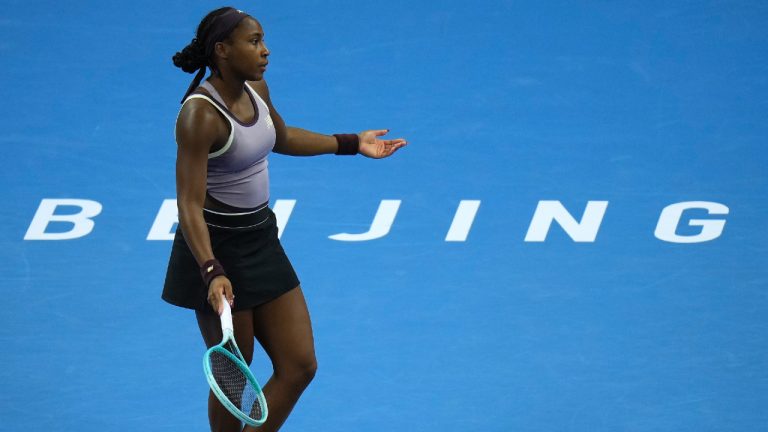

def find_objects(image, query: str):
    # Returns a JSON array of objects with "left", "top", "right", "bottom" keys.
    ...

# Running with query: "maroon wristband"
[
  {"left": 200, "top": 258, "right": 227, "bottom": 288},
  {"left": 333, "top": 133, "right": 360, "bottom": 155}
]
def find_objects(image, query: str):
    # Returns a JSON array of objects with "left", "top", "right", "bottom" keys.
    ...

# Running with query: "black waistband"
[{"left": 202, "top": 202, "right": 271, "bottom": 229}]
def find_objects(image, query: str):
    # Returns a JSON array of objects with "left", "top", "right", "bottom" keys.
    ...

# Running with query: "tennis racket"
[{"left": 203, "top": 296, "right": 268, "bottom": 427}]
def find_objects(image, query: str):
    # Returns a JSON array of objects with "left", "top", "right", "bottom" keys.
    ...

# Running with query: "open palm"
[{"left": 358, "top": 130, "right": 408, "bottom": 159}]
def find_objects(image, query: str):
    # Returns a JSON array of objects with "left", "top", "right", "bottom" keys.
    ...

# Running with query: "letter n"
[{"left": 524, "top": 200, "right": 608, "bottom": 242}]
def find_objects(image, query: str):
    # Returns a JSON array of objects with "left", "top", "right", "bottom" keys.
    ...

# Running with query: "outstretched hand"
[{"left": 358, "top": 130, "right": 407, "bottom": 159}]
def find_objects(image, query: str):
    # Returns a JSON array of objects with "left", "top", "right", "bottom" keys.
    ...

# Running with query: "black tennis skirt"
[{"left": 161, "top": 204, "right": 300, "bottom": 312}]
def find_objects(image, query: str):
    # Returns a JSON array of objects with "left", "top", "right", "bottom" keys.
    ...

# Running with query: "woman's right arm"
[{"left": 175, "top": 100, "right": 234, "bottom": 312}]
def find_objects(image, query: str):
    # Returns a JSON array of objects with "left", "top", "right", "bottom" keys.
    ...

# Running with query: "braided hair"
[{"left": 172, "top": 7, "right": 250, "bottom": 103}]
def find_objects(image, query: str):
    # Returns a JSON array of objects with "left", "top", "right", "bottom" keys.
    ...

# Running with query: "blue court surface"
[{"left": 2, "top": 1, "right": 767, "bottom": 431}]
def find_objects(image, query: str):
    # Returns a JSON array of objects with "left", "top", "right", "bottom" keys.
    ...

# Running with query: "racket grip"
[{"left": 220, "top": 295, "right": 234, "bottom": 334}]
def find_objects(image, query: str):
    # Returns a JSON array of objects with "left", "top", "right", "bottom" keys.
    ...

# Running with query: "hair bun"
[{"left": 172, "top": 39, "right": 207, "bottom": 73}]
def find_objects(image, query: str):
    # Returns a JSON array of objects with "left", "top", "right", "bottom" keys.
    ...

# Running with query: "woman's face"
[{"left": 221, "top": 17, "right": 270, "bottom": 81}]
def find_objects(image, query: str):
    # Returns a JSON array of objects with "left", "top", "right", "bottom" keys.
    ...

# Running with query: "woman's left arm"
[{"left": 248, "top": 79, "right": 407, "bottom": 158}]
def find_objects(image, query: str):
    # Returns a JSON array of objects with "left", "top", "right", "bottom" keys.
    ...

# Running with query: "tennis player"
[{"left": 161, "top": 6, "right": 406, "bottom": 431}]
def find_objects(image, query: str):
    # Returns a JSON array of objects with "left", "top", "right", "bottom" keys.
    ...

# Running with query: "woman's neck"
[{"left": 207, "top": 74, "right": 246, "bottom": 106}]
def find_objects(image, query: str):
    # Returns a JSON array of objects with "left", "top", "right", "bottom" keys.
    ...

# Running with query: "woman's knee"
[
  {"left": 295, "top": 355, "right": 318, "bottom": 387},
  {"left": 302, "top": 356, "right": 318, "bottom": 383},
  {"left": 276, "top": 352, "right": 318, "bottom": 387}
]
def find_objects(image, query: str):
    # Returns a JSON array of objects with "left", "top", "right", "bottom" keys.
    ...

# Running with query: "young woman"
[{"left": 162, "top": 7, "right": 406, "bottom": 432}]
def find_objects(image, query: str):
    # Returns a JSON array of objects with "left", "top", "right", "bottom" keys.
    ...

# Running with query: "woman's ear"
[{"left": 214, "top": 41, "right": 229, "bottom": 62}]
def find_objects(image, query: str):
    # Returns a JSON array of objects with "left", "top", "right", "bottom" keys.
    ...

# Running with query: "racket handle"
[{"left": 220, "top": 295, "right": 234, "bottom": 334}]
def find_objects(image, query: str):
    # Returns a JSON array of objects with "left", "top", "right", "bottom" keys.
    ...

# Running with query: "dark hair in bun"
[
  {"left": 172, "top": 38, "right": 207, "bottom": 73},
  {"left": 172, "top": 7, "right": 248, "bottom": 103},
  {"left": 173, "top": 7, "right": 234, "bottom": 71}
]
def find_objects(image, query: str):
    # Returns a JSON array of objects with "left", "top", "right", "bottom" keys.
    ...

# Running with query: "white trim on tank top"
[
  {"left": 182, "top": 94, "right": 235, "bottom": 159},
  {"left": 244, "top": 83, "right": 276, "bottom": 130},
  {"left": 244, "top": 83, "right": 271, "bottom": 115}
]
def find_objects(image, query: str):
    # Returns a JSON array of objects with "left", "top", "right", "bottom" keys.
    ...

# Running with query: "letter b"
[{"left": 24, "top": 199, "right": 102, "bottom": 240}]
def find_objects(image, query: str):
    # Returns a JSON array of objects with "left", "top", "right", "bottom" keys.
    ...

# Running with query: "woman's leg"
[
  {"left": 243, "top": 286, "right": 317, "bottom": 432},
  {"left": 196, "top": 308, "right": 257, "bottom": 432}
]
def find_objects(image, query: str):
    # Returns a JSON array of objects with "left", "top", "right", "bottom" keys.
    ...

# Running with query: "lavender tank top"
[{"left": 181, "top": 80, "right": 276, "bottom": 208}]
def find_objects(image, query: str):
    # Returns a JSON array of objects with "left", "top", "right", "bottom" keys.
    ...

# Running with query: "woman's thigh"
[{"left": 251, "top": 286, "right": 316, "bottom": 373}]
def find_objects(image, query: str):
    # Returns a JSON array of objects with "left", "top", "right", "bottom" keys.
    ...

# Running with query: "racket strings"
[{"left": 209, "top": 350, "right": 264, "bottom": 420}]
